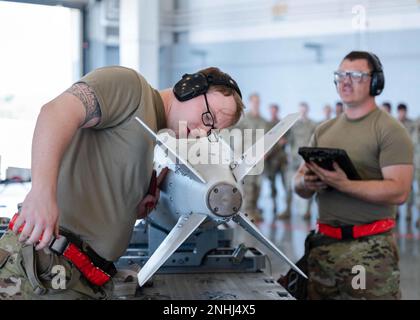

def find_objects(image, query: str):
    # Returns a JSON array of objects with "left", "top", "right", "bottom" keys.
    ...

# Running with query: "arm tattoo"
[{"left": 65, "top": 82, "right": 102, "bottom": 128}]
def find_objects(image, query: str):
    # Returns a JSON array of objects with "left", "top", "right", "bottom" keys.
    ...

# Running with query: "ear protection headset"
[
  {"left": 173, "top": 71, "right": 242, "bottom": 102},
  {"left": 367, "top": 52, "right": 385, "bottom": 96},
  {"left": 334, "top": 52, "right": 385, "bottom": 96}
]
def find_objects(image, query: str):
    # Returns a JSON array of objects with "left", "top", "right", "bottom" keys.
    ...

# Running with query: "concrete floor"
[{"left": 234, "top": 176, "right": 420, "bottom": 300}]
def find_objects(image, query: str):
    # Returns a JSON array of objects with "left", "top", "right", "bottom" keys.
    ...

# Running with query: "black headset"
[
  {"left": 173, "top": 71, "right": 242, "bottom": 102},
  {"left": 367, "top": 52, "right": 385, "bottom": 96},
  {"left": 334, "top": 52, "right": 385, "bottom": 96}
]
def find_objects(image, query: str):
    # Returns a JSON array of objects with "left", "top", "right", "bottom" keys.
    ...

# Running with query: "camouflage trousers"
[
  {"left": 0, "top": 230, "right": 113, "bottom": 300},
  {"left": 415, "top": 167, "right": 420, "bottom": 207},
  {"left": 307, "top": 232, "right": 401, "bottom": 300},
  {"left": 242, "top": 174, "right": 263, "bottom": 218},
  {"left": 265, "top": 164, "right": 291, "bottom": 213},
  {"left": 405, "top": 167, "right": 420, "bottom": 217}
]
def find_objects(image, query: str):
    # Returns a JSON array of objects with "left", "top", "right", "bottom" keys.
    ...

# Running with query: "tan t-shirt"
[
  {"left": 57, "top": 66, "right": 166, "bottom": 261},
  {"left": 310, "top": 108, "right": 413, "bottom": 226}
]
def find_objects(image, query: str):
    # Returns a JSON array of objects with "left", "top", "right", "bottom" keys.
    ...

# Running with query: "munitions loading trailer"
[{"left": 115, "top": 220, "right": 293, "bottom": 300}]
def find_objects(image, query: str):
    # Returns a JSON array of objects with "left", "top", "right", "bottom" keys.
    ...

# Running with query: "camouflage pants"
[
  {"left": 407, "top": 167, "right": 420, "bottom": 215},
  {"left": 307, "top": 232, "right": 401, "bottom": 300},
  {"left": 415, "top": 167, "right": 420, "bottom": 208},
  {"left": 266, "top": 164, "right": 291, "bottom": 212},
  {"left": 242, "top": 174, "right": 262, "bottom": 217},
  {"left": 0, "top": 230, "right": 113, "bottom": 300}
]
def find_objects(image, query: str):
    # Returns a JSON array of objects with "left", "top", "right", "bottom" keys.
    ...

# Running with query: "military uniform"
[
  {"left": 281, "top": 117, "right": 317, "bottom": 219},
  {"left": 264, "top": 119, "right": 290, "bottom": 217},
  {"left": 235, "top": 112, "right": 269, "bottom": 222},
  {"left": 399, "top": 118, "right": 416, "bottom": 220},
  {"left": 307, "top": 109, "right": 413, "bottom": 299},
  {"left": 0, "top": 66, "right": 167, "bottom": 299},
  {"left": 308, "top": 231, "right": 400, "bottom": 299},
  {"left": 0, "top": 229, "right": 114, "bottom": 300}
]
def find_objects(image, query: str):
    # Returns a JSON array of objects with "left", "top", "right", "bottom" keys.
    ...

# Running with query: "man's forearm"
[
  {"left": 31, "top": 101, "right": 82, "bottom": 192},
  {"left": 337, "top": 179, "right": 408, "bottom": 205}
]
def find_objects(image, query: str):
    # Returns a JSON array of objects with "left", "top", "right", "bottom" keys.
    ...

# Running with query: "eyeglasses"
[
  {"left": 334, "top": 71, "right": 371, "bottom": 83},
  {"left": 202, "top": 93, "right": 219, "bottom": 142}
]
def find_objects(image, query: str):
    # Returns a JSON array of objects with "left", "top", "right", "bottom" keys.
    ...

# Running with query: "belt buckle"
[
  {"left": 340, "top": 225, "right": 354, "bottom": 240},
  {"left": 49, "top": 236, "right": 69, "bottom": 255}
]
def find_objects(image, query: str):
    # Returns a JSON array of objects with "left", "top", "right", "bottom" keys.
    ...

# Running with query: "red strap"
[
  {"left": 8, "top": 213, "right": 22, "bottom": 232},
  {"left": 63, "top": 243, "right": 110, "bottom": 286},
  {"left": 318, "top": 218, "right": 395, "bottom": 240},
  {"left": 8, "top": 213, "right": 45, "bottom": 241},
  {"left": 317, "top": 223, "right": 343, "bottom": 239},
  {"left": 353, "top": 219, "right": 395, "bottom": 238}
]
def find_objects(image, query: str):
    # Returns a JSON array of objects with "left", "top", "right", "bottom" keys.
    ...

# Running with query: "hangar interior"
[{"left": 0, "top": 0, "right": 419, "bottom": 300}]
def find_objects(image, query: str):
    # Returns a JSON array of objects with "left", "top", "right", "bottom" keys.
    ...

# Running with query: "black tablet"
[{"left": 298, "top": 147, "right": 361, "bottom": 180}]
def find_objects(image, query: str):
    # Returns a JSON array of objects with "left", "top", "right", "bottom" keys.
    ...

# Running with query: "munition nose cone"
[{"left": 207, "top": 183, "right": 242, "bottom": 217}]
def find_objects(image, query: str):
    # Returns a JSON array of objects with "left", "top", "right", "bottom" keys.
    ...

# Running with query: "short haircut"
[
  {"left": 198, "top": 67, "right": 245, "bottom": 125},
  {"left": 248, "top": 92, "right": 260, "bottom": 100},
  {"left": 299, "top": 102, "right": 309, "bottom": 109},
  {"left": 382, "top": 101, "right": 392, "bottom": 110},
  {"left": 397, "top": 103, "right": 407, "bottom": 112},
  {"left": 342, "top": 51, "right": 378, "bottom": 72}
]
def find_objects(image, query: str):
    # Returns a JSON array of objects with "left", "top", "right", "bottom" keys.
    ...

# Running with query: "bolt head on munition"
[{"left": 207, "top": 183, "right": 242, "bottom": 217}]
